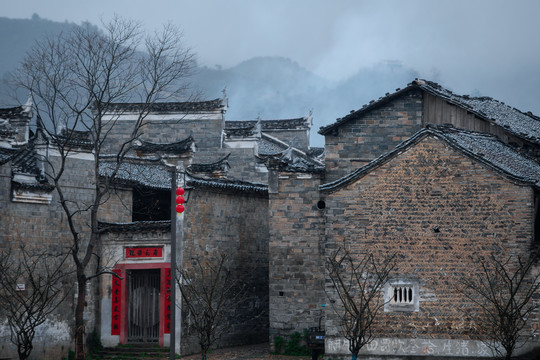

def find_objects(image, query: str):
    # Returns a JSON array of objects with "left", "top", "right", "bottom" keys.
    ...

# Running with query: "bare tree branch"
[
  {"left": 9, "top": 17, "right": 195, "bottom": 360},
  {"left": 0, "top": 245, "right": 73, "bottom": 360},
  {"left": 177, "top": 254, "right": 250, "bottom": 360},
  {"left": 326, "top": 247, "right": 396, "bottom": 360},
  {"left": 457, "top": 252, "right": 540, "bottom": 359}
]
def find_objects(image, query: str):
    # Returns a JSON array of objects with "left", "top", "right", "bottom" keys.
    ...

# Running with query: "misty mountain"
[
  {"left": 193, "top": 57, "right": 419, "bottom": 145},
  {"left": 0, "top": 16, "right": 419, "bottom": 146}
]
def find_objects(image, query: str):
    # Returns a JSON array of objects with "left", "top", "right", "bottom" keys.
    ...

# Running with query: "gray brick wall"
[
  {"left": 324, "top": 90, "right": 423, "bottom": 182},
  {"left": 323, "top": 136, "right": 535, "bottom": 341},
  {"left": 182, "top": 187, "right": 269, "bottom": 353},
  {"left": 268, "top": 171, "right": 326, "bottom": 344}
]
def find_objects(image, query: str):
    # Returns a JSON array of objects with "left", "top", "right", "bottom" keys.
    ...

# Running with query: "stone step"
[{"left": 94, "top": 344, "right": 170, "bottom": 360}]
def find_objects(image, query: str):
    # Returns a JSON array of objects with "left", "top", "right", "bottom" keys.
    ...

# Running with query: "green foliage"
[
  {"left": 273, "top": 331, "right": 311, "bottom": 356},
  {"left": 68, "top": 349, "right": 75, "bottom": 360},
  {"left": 273, "top": 335, "right": 285, "bottom": 354},
  {"left": 88, "top": 328, "right": 103, "bottom": 355},
  {"left": 284, "top": 331, "right": 311, "bottom": 356}
]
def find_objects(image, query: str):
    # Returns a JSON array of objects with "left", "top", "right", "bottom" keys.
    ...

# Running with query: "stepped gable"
[
  {"left": 134, "top": 136, "right": 194, "bottom": 154},
  {"left": 0, "top": 147, "right": 17, "bottom": 164},
  {"left": 187, "top": 153, "right": 230, "bottom": 173},
  {"left": 258, "top": 133, "right": 324, "bottom": 173},
  {"left": 321, "top": 124, "right": 540, "bottom": 193},
  {"left": 53, "top": 128, "right": 94, "bottom": 150},
  {"left": 319, "top": 78, "right": 540, "bottom": 145},
  {"left": 103, "top": 98, "right": 225, "bottom": 113},
  {"left": 11, "top": 143, "right": 39, "bottom": 176},
  {"left": 187, "top": 175, "right": 268, "bottom": 195},
  {"left": 225, "top": 116, "right": 310, "bottom": 137},
  {"left": 99, "top": 156, "right": 171, "bottom": 190},
  {"left": 306, "top": 147, "right": 324, "bottom": 158},
  {"left": 0, "top": 119, "right": 16, "bottom": 137},
  {"left": 0, "top": 105, "right": 32, "bottom": 120},
  {"left": 7, "top": 139, "right": 54, "bottom": 191}
]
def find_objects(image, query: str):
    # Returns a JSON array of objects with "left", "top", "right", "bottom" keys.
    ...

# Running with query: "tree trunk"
[{"left": 75, "top": 270, "right": 87, "bottom": 360}]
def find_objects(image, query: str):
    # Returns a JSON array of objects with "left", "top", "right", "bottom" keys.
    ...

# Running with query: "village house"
[
  {"left": 0, "top": 91, "right": 321, "bottom": 358},
  {"left": 1, "top": 78, "right": 540, "bottom": 359},
  {"left": 267, "top": 79, "right": 540, "bottom": 358}
]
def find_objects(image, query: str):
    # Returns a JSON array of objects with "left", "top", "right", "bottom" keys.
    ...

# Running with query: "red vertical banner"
[
  {"left": 111, "top": 269, "right": 122, "bottom": 335},
  {"left": 164, "top": 268, "right": 172, "bottom": 334}
]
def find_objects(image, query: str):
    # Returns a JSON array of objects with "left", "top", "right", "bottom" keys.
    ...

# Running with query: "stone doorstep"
[{"left": 95, "top": 344, "right": 169, "bottom": 360}]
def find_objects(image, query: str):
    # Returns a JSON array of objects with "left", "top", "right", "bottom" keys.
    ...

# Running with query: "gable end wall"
[{"left": 324, "top": 136, "right": 535, "bottom": 347}]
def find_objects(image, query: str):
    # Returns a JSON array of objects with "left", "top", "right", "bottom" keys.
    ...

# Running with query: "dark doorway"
[{"left": 128, "top": 269, "right": 160, "bottom": 342}]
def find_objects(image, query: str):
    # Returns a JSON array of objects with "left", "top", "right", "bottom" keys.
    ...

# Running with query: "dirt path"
[{"left": 179, "top": 343, "right": 313, "bottom": 360}]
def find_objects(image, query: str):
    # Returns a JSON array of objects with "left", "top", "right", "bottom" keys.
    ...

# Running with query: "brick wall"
[
  {"left": 268, "top": 171, "right": 326, "bottom": 343},
  {"left": 0, "top": 153, "right": 102, "bottom": 358},
  {"left": 324, "top": 90, "right": 423, "bottom": 182},
  {"left": 102, "top": 115, "right": 224, "bottom": 154},
  {"left": 181, "top": 187, "right": 269, "bottom": 354},
  {"left": 323, "top": 136, "right": 535, "bottom": 342},
  {"left": 98, "top": 187, "right": 133, "bottom": 223}
]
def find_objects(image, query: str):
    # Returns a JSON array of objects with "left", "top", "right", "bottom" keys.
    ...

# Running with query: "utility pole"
[{"left": 170, "top": 167, "right": 177, "bottom": 360}]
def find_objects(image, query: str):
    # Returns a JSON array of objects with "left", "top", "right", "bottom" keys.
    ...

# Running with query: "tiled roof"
[
  {"left": 54, "top": 128, "right": 94, "bottom": 150},
  {"left": 11, "top": 143, "right": 40, "bottom": 175},
  {"left": 135, "top": 136, "right": 194, "bottom": 154},
  {"left": 188, "top": 153, "right": 230, "bottom": 173},
  {"left": 0, "top": 105, "right": 32, "bottom": 120},
  {"left": 319, "top": 79, "right": 540, "bottom": 145},
  {"left": 258, "top": 133, "right": 324, "bottom": 173},
  {"left": 103, "top": 99, "right": 225, "bottom": 113},
  {"left": 0, "top": 120, "right": 16, "bottom": 137},
  {"left": 12, "top": 181, "right": 55, "bottom": 192},
  {"left": 0, "top": 147, "right": 17, "bottom": 165},
  {"left": 98, "top": 220, "right": 171, "bottom": 233},
  {"left": 1, "top": 138, "right": 53, "bottom": 190},
  {"left": 320, "top": 125, "right": 540, "bottom": 192},
  {"left": 225, "top": 116, "right": 310, "bottom": 137},
  {"left": 187, "top": 175, "right": 268, "bottom": 195},
  {"left": 99, "top": 157, "right": 172, "bottom": 190}
]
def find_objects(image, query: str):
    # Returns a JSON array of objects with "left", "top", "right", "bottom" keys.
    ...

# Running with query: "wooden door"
[{"left": 128, "top": 269, "right": 160, "bottom": 342}]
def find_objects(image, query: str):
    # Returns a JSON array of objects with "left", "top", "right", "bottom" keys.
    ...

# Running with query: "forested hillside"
[{"left": 0, "top": 15, "right": 420, "bottom": 145}]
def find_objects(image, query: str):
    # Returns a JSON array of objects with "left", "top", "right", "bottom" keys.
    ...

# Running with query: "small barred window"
[
  {"left": 384, "top": 281, "right": 419, "bottom": 312},
  {"left": 391, "top": 286, "right": 414, "bottom": 304}
]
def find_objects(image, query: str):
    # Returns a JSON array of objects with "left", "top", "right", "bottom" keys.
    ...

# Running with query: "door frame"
[{"left": 114, "top": 262, "right": 170, "bottom": 346}]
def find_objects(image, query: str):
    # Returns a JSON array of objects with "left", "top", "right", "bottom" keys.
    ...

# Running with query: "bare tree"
[
  {"left": 0, "top": 245, "right": 72, "bottom": 360},
  {"left": 458, "top": 252, "right": 540, "bottom": 359},
  {"left": 177, "top": 254, "right": 247, "bottom": 360},
  {"left": 326, "top": 247, "right": 396, "bottom": 360},
  {"left": 12, "top": 16, "right": 195, "bottom": 360}
]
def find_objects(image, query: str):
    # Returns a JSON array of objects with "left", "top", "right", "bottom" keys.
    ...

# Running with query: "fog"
[{"left": 3, "top": 0, "right": 540, "bottom": 145}]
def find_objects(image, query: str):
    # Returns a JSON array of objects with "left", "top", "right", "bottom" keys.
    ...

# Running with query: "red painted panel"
[
  {"left": 111, "top": 269, "right": 122, "bottom": 335},
  {"left": 125, "top": 246, "right": 163, "bottom": 258},
  {"left": 164, "top": 268, "right": 172, "bottom": 334}
]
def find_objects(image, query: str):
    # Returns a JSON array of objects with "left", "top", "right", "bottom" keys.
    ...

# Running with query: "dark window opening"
[
  {"left": 317, "top": 200, "right": 326, "bottom": 210},
  {"left": 132, "top": 187, "right": 171, "bottom": 222}
]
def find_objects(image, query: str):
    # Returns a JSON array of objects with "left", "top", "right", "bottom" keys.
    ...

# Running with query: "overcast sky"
[{"left": 3, "top": 0, "right": 540, "bottom": 113}]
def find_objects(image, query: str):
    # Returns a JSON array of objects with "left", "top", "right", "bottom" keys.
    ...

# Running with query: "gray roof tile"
[
  {"left": 321, "top": 125, "right": 540, "bottom": 192},
  {"left": 319, "top": 79, "right": 540, "bottom": 145}
]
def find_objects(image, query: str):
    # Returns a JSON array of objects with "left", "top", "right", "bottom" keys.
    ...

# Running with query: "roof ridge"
[{"left": 320, "top": 125, "right": 540, "bottom": 193}]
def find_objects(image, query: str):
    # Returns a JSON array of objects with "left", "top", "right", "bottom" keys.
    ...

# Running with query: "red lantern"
[
  {"left": 176, "top": 196, "right": 185, "bottom": 204},
  {"left": 176, "top": 187, "right": 185, "bottom": 196},
  {"left": 176, "top": 204, "right": 185, "bottom": 213}
]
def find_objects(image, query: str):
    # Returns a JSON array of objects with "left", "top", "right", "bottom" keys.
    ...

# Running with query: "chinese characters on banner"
[
  {"left": 125, "top": 247, "right": 163, "bottom": 258},
  {"left": 164, "top": 268, "right": 171, "bottom": 334},
  {"left": 111, "top": 269, "right": 122, "bottom": 335}
]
